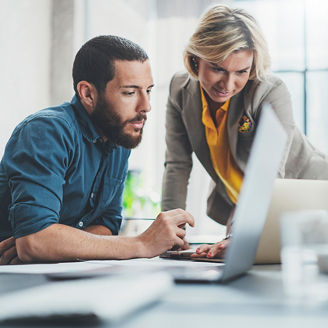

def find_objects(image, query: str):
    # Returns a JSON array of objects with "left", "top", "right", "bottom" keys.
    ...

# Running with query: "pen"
[{"left": 123, "top": 217, "right": 155, "bottom": 221}]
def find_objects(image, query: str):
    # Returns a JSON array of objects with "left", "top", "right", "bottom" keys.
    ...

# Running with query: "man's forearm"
[
  {"left": 14, "top": 209, "right": 195, "bottom": 264},
  {"left": 16, "top": 223, "right": 143, "bottom": 263},
  {"left": 84, "top": 225, "right": 113, "bottom": 236}
]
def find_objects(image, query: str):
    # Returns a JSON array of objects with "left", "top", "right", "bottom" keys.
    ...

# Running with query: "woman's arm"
[{"left": 161, "top": 75, "right": 194, "bottom": 211}]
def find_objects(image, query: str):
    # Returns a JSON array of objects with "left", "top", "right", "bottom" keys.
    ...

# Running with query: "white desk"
[
  {"left": 1, "top": 264, "right": 328, "bottom": 327},
  {"left": 119, "top": 265, "right": 328, "bottom": 328}
]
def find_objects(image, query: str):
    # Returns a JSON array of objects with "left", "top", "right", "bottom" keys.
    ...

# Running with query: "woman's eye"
[{"left": 213, "top": 67, "right": 224, "bottom": 72}]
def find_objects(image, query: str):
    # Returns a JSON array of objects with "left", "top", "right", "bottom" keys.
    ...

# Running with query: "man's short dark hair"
[{"left": 72, "top": 35, "right": 149, "bottom": 95}]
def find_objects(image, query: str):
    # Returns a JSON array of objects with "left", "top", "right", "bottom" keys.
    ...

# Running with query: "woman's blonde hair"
[{"left": 184, "top": 4, "right": 270, "bottom": 80}]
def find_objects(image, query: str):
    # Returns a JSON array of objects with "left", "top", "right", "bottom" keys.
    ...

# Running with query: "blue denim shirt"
[{"left": 0, "top": 96, "right": 130, "bottom": 241}]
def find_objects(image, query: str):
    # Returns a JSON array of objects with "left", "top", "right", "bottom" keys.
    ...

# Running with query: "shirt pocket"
[{"left": 98, "top": 177, "right": 124, "bottom": 208}]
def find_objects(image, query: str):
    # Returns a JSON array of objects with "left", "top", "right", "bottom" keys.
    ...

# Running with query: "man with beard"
[{"left": 0, "top": 35, "right": 194, "bottom": 264}]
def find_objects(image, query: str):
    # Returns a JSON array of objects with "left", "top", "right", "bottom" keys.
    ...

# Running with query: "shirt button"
[
  {"left": 78, "top": 221, "right": 84, "bottom": 228},
  {"left": 90, "top": 193, "right": 94, "bottom": 199}
]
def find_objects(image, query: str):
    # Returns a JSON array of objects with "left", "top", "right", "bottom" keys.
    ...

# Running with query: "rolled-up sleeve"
[{"left": 3, "top": 116, "right": 74, "bottom": 238}]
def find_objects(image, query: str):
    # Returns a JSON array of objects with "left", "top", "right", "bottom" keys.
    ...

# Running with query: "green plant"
[{"left": 123, "top": 169, "right": 160, "bottom": 218}]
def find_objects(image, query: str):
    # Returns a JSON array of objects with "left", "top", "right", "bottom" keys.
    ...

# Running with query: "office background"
[{"left": 1, "top": 0, "right": 328, "bottom": 237}]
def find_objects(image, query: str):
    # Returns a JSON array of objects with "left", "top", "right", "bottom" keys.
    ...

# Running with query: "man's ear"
[{"left": 77, "top": 81, "right": 98, "bottom": 114}]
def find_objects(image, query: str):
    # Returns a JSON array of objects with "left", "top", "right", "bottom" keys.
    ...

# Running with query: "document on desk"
[
  {"left": 0, "top": 261, "right": 115, "bottom": 274},
  {"left": 84, "top": 257, "right": 225, "bottom": 281},
  {"left": 87, "top": 257, "right": 224, "bottom": 268},
  {"left": 0, "top": 271, "right": 173, "bottom": 324},
  {"left": 0, "top": 257, "right": 223, "bottom": 282}
]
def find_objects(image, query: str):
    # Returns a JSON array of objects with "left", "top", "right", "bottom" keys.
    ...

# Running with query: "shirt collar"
[
  {"left": 71, "top": 95, "right": 117, "bottom": 153},
  {"left": 220, "top": 98, "right": 230, "bottom": 112}
]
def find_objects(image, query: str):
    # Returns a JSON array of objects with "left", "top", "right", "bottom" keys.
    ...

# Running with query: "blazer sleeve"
[{"left": 161, "top": 74, "right": 193, "bottom": 211}]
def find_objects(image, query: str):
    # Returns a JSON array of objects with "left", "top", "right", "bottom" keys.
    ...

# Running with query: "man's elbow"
[{"left": 16, "top": 235, "right": 43, "bottom": 263}]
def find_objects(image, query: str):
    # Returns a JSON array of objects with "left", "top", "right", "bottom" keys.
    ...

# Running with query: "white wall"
[
  {"left": 85, "top": 0, "right": 161, "bottom": 195},
  {"left": 0, "top": 0, "right": 52, "bottom": 156}
]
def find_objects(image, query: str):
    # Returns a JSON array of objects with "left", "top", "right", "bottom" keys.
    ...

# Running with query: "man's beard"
[{"left": 90, "top": 96, "right": 146, "bottom": 149}]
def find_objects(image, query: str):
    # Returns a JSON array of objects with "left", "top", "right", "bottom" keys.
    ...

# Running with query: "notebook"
[
  {"left": 255, "top": 178, "right": 328, "bottom": 264},
  {"left": 161, "top": 104, "right": 287, "bottom": 282}
]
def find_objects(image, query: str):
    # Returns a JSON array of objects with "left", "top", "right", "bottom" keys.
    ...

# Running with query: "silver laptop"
[
  {"left": 168, "top": 104, "right": 287, "bottom": 282},
  {"left": 255, "top": 178, "right": 328, "bottom": 264}
]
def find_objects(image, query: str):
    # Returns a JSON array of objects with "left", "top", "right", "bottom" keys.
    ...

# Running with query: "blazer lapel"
[{"left": 227, "top": 92, "right": 244, "bottom": 167}]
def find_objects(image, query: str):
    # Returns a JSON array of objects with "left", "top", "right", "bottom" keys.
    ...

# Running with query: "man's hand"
[
  {"left": 138, "top": 209, "right": 194, "bottom": 258},
  {"left": 179, "top": 239, "right": 190, "bottom": 250},
  {"left": 0, "top": 237, "right": 22, "bottom": 265},
  {"left": 191, "top": 238, "right": 230, "bottom": 259}
]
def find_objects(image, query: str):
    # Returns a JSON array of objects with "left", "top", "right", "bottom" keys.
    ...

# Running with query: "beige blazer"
[{"left": 161, "top": 72, "right": 328, "bottom": 225}]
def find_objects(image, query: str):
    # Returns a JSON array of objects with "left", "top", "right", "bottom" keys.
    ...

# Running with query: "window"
[{"left": 236, "top": 0, "right": 328, "bottom": 152}]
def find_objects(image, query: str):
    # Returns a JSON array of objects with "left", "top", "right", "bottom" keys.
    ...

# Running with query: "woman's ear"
[
  {"left": 76, "top": 81, "right": 98, "bottom": 114},
  {"left": 192, "top": 56, "right": 199, "bottom": 75}
]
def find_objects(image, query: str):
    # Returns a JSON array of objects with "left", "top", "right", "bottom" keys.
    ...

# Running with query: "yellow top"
[{"left": 200, "top": 87, "right": 243, "bottom": 204}]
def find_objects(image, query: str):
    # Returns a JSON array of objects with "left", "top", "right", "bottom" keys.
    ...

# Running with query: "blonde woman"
[{"left": 161, "top": 4, "right": 328, "bottom": 259}]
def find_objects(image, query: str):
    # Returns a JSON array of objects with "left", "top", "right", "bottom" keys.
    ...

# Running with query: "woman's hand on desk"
[
  {"left": 0, "top": 236, "right": 22, "bottom": 265},
  {"left": 191, "top": 238, "right": 230, "bottom": 259}
]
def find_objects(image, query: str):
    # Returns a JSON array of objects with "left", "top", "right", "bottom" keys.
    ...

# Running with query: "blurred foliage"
[{"left": 123, "top": 170, "right": 160, "bottom": 218}]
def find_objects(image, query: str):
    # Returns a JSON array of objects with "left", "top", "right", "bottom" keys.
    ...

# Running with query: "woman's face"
[{"left": 197, "top": 50, "right": 253, "bottom": 107}]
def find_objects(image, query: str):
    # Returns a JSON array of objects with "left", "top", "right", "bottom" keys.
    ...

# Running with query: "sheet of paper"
[
  {"left": 86, "top": 257, "right": 224, "bottom": 268},
  {"left": 0, "top": 261, "right": 114, "bottom": 274},
  {"left": 0, "top": 257, "right": 223, "bottom": 276},
  {"left": 78, "top": 258, "right": 224, "bottom": 283}
]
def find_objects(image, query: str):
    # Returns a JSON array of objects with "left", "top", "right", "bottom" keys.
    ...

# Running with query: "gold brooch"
[{"left": 238, "top": 114, "right": 252, "bottom": 133}]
